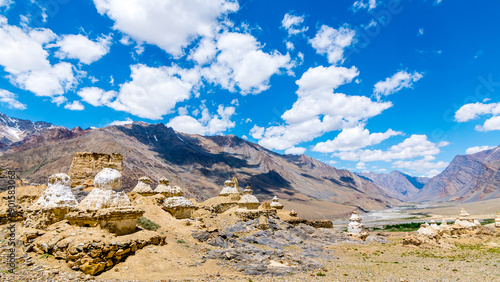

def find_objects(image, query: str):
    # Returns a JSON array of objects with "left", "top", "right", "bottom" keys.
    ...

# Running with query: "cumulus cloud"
[
  {"left": 465, "top": 145, "right": 495, "bottom": 155},
  {"left": 64, "top": 100, "right": 84, "bottom": 111},
  {"left": 281, "top": 13, "right": 308, "bottom": 36},
  {"left": 417, "top": 28, "right": 424, "bottom": 36},
  {"left": 309, "top": 25, "right": 355, "bottom": 65},
  {"left": 0, "top": 0, "right": 12, "bottom": 9},
  {"left": 285, "top": 146, "right": 306, "bottom": 155},
  {"left": 252, "top": 65, "right": 392, "bottom": 152},
  {"left": 201, "top": 32, "right": 290, "bottom": 94},
  {"left": 77, "top": 87, "right": 116, "bottom": 107},
  {"left": 108, "top": 64, "right": 200, "bottom": 120},
  {"left": 93, "top": 0, "right": 238, "bottom": 57},
  {"left": 373, "top": 70, "right": 423, "bottom": 100},
  {"left": 167, "top": 104, "right": 235, "bottom": 135},
  {"left": 334, "top": 134, "right": 449, "bottom": 162},
  {"left": 313, "top": 125, "right": 402, "bottom": 153},
  {"left": 393, "top": 156, "right": 448, "bottom": 177},
  {"left": 455, "top": 102, "right": 500, "bottom": 122},
  {"left": 249, "top": 125, "right": 264, "bottom": 139},
  {"left": 455, "top": 102, "right": 500, "bottom": 131},
  {"left": 55, "top": 34, "right": 112, "bottom": 64},
  {"left": 0, "top": 89, "right": 26, "bottom": 109},
  {"left": 110, "top": 117, "right": 134, "bottom": 126},
  {"left": 0, "top": 16, "right": 77, "bottom": 97}
]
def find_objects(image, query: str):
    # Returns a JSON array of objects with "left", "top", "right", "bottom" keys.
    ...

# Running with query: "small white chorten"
[
  {"left": 270, "top": 196, "right": 284, "bottom": 209},
  {"left": 347, "top": 211, "right": 364, "bottom": 235}
]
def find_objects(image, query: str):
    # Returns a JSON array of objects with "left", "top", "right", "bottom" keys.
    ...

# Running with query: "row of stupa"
[
  {"left": 347, "top": 208, "right": 500, "bottom": 238},
  {"left": 218, "top": 177, "right": 284, "bottom": 210}
]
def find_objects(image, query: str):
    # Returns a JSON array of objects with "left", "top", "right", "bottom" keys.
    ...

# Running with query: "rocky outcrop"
[
  {"left": 68, "top": 152, "right": 123, "bottom": 188},
  {"left": 22, "top": 222, "right": 166, "bottom": 276}
]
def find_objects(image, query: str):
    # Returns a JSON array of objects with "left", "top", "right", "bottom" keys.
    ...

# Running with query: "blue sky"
[{"left": 0, "top": 0, "right": 499, "bottom": 177}]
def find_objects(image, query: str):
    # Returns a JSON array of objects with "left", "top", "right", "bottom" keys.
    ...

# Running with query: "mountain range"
[
  {"left": 0, "top": 112, "right": 499, "bottom": 218},
  {"left": 0, "top": 113, "right": 400, "bottom": 219}
]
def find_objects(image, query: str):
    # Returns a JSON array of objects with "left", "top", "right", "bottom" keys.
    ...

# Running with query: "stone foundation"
[{"left": 66, "top": 207, "right": 144, "bottom": 235}]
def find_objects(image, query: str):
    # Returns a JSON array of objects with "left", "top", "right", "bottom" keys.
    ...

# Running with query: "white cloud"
[
  {"left": 281, "top": 13, "right": 308, "bottom": 36},
  {"left": 356, "top": 162, "right": 367, "bottom": 170},
  {"left": 309, "top": 25, "right": 355, "bottom": 65},
  {"left": 476, "top": 116, "right": 500, "bottom": 132},
  {"left": 352, "top": 0, "right": 377, "bottom": 12},
  {"left": 11, "top": 62, "right": 76, "bottom": 97},
  {"left": 417, "top": 28, "right": 424, "bottom": 36},
  {"left": 373, "top": 70, "right": 423, "bottom": 100},
  {"left": 55, "top": 34, "right": 112, "bottom": 64},
  {"left": 0, "top": 0, "right": 12, "bottom": 9},
  {"left": 455, "top": 102, "right": 500, "bottom": 122},
  {"left": 285, "top": 147, "right": 306, "bottom": 155},
  {"left": 334, "top": 134, "right": 449, "bottom": 162},
  {"left": 77, "top": 87, "right": 116, "bottom": 107},
  {"left": 0, "top": 16, "right": 77, "bottom": 97},
  {"left": 110, "top": 117, "right": 134, "bottom": 126},
  {"left": 254, "top": 65, "right": 392, "bottom": 152},
  {"left": 0, "top": 89, "right": 26, "bottom": 109},
  {"left": 93, "top": 0, "right": 238, "bottom": 57},
  {"left": 313, "top": 125, "right": 402, "bottom": 153},
  {"left": 465, "top": 145, "right": 495, "bottom": 155},
  {"left": 434, "top": 0, "right": 443, "bottom": 5},
  {"left": 64, "top": 100, "right": 84, "bottom": 111},
  {"left": 392, "top": 157, "right": 448, "bottom": 177},
  {"left": 250, "top": 125, "right": 264, "bottom": 139},
  {"left": 285, "top": 41, "right": 294, "bottom": 51},
  {"left": 202, "top": 32, "right": 290, "bottom": 95},
  {"left": 108, "top": 64, "right": 200, "bottom": 120},
  {"left": 167, "top": 104, "right": 235, "bottom": 135}
]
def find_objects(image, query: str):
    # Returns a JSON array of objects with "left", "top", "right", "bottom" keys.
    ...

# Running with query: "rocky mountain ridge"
[
  {"left": 358, "top": 170, "right": 429, "bottom": 201},
  {"left": 0, "top": 113, "right": 400, "bottom": 219},
  {"left": 415, "top": 146, "right": 500, "bottom": 202},
  {"left": 0, "top": 112, "right": 55, "bottom": 149}
]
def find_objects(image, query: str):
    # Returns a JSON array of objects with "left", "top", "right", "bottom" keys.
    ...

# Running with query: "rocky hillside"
[
  {"left": 0, "top": 114, "right": 400, "bottom": 219},
  {"left": 358, "top": 170, "right": 429, "bottom": 201},
  {"left": 415, "top": 146, "right": 500, "bottom": 202},
  {"left": 0, "top": 112, "right": 55, "bottom": 149}
]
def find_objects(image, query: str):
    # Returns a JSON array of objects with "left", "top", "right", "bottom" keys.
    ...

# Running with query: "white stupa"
[
  {"left": 347, "top": 211, "right": 364, "bottom": 235},
  {"left": 30, "top": 173, "right": 78, "bottom": 209},
  {"left": 237, "top": 186, "right": 260, "bottom": 210},
  {"left": 270, "top": 196, "right": 284, "bottom": 209},
  {"left": 219, "top": 177, "right": 241, "bottom": 196},
  {"left": 78, "top": 168, "right": 131, "bottom": 209},
  {"left": 132, "top": 176, "right": 154, "bottom": 194}
]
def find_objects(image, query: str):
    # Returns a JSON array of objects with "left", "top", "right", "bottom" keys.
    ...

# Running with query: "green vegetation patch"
[
  {"left": 137, "top": 216, "right": 161, "bottom": 231},
  {"left": 372, "top": 222, "right": 421, "bottom": 232}
]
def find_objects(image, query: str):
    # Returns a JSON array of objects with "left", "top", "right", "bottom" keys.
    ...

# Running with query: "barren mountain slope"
[{"left": 0, "top": 121, "right": 400, "bottom": 218}]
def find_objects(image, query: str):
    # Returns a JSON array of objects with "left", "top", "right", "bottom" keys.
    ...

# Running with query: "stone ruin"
[
  {"left": 68, "top": 152, "right": 123, "bottom": 188},
  {"left": 131, "top": 176, "right": 155, "bottom": 196},
  {"left": 66, "top": 168, "right": 144, "bottom": 235},
  {"left": 24, "top": 173, "right": 78, "bottom": 228},
  {"left": 162, "top": 183, "right": 194, "bottom": 219},
  {"left": 270, "top": 196, "right": 284, "bottom": 209},
  {"left": 347, "top": 211, "right": 367, "bottom": 239}
]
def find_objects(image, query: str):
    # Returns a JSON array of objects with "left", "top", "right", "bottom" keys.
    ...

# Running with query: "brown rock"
[{"left": 68, "top": 152, "right": 123, "bottom": 188}]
